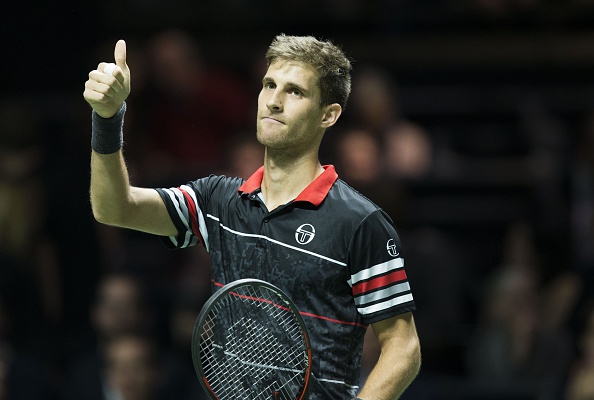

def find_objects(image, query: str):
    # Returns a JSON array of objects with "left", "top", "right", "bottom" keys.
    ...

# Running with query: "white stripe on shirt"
[
  {"left": 357, "top": 293, "right": 414, "bottom": 315},
  {"left": 206, "top": 214, "right": 346, "bottom": 266},
  {"left": 348, "top": 257, "right": 404, "bottom": 287}
]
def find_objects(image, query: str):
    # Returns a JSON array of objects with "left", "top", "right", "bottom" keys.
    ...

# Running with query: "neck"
[{"left": 261, "top": 149, "right": 323, "bottom": 211}]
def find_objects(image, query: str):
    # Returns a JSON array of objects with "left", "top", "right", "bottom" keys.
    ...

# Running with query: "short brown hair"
[{"left": 265, "top": 34, "right": 352, "bottom": 109}]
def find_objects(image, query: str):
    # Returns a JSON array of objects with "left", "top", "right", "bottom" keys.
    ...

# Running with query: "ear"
[{"left": 320, "top": 103, "right": 342, "bottom": 129}]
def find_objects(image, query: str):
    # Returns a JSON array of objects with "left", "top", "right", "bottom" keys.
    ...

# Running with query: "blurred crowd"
[{"left": 2, "top": 2, "right": 594, "bottom": 398}]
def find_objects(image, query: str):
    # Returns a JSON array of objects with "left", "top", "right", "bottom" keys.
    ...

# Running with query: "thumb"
[{"left": 114, "top": 40, "right": 128, "bottom": 72}]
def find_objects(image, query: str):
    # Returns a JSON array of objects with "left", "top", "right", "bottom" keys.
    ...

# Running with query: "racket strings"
[
  {"left": 202, "top": 317, "right": 300, "bottom": 397},
  {"left": 199, "top": 286, "right": 309, "bottom": 399}
]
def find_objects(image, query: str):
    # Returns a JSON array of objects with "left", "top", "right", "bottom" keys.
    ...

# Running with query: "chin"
[{"left": 256, "top": 128, "right": 281, "bottom": 148}]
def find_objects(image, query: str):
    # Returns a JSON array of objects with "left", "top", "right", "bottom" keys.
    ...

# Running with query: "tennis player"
[{"left": 84, "top": 34, "right": 421, "bottom": 399}]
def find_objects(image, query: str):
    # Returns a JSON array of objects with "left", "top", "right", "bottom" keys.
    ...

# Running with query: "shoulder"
[
  {"left": 323, "top": 179, "right": 399, "bottom": 247},
  {"left": 156, "top": 174, "right": 246, "bottom": 210},
  {"left": 188, "top": 174, "right": 244, "bottom": 189},
  {"left": 329, "top": 178, "right": 402, "bottom": 245},
  {"left": 328, "top": 178, "right": 384, "bottom": 218},
  {"left": 184, "top": 174, "right": 246, "bottom": 198}
]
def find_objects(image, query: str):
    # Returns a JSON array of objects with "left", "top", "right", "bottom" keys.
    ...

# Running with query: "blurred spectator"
[
  {"left": 384, "top": 121, "right": 433, "bottom": 181},
  {"left": 90, "top": 273, "right": 151, "bottom": 344},
  {"left": 138, "top": 29, "right": 251, "bottom": 183},
  {"left": 565, "top": 115, "right": 594, "bottom": 399},
  {"left": 570, "top": 117, "right": 594, "bottom": 277},
  {"left": 467, "top": 255, "right": 539, "bottom": 389},
  {"left": 336, "top": 128, "right": 382, "bottom": 183},
  {"left": 0, "top": 104, "right": 46, "bottom": 263},
  {"left": 218, "top": 134, "right": 265, "bottom": 180},
  {"left": 566, "top": 302, "right": 594, "bottom": 400},
  {"left": 162, "top": 286, "right": 209, "bottom": 400},
  {"left": 0, "top": 293, "right": 55, "bottom": 400},
  {"left": 63, "top": 273, "right": 150, "bottom": 400},
  {"left": 347, "top": 66, "right": 402, "bottom": 137},
  {"left": 0, "top": 102, "right": 61, "bottom": 354},
  {"left": 466, "top": 221, "right": 576, "bottom": 397},
  {"left": 334, "top": 127, "right": 405, "bottom": 224},
  {"left": 104, "top": 334, "right": 164, "bottom": 400},
  {"left": 331, "top": 64, "right": 436, "bottom": 230}
]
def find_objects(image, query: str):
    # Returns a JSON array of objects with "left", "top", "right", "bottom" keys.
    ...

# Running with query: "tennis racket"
[{"left": 192, "top": 278, "right": 312, "bottom": 400}]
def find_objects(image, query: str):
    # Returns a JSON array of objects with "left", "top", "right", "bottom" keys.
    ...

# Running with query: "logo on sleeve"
[
  {"left": 386, "top": 239, "right": 400, "bottom": 257},
  {"left": 295, "top": 224, "right": 316, "bottom": 245}
]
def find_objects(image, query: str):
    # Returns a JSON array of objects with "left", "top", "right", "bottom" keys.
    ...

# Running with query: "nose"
[{"left": 266, "top": 88, "right": 283, "bottom": 112}]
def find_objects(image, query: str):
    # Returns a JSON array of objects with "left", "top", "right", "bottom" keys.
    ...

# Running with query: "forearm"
[
  {"left": 84, "top": 41, "right": 175, "bottom": 236},
  {"left": 90, "top": 149, "right": 133, "bottom": 226},
  {"left": 357, "top": 337, "right": 420, "bottom": 400},
  {"left": 357, "top": 314, "right": 421, "bottom": 400},
  {"left": 89, "top": 102, "right": 133, "bottom": 226},
  {"left": 357, "top": 340, "right": 420, "bottom": 399}
]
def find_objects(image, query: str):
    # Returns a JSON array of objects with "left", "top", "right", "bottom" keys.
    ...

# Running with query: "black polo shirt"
[{"left": 155, "top": 165, "right": 415, "bottom": 399}]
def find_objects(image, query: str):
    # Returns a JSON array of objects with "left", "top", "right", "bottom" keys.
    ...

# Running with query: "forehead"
[{"left": 265, "top": 60, "right": 320, "bottom": 89}]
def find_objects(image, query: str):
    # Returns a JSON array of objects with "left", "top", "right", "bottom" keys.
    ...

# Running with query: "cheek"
[
  {"left": 299, "top": 107, "right": 324, "bottom": 128},
  {"left": 257, "top": 91, "right": 266, "bottom": 109}
]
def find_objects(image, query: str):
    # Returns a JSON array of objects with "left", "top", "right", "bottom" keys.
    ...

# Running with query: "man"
[
  {"left": 63, "top": 273, "right": 149, "bottom": 400},
  {"left": 104, "top": 334, "right": 164, "bottom": 400},
  {"left": 83, "top": 34, "right": 420, "bottom": 399}
]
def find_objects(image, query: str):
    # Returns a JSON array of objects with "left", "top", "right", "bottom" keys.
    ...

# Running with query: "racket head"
[{"left": 192, "top": 279, "right": 312, "bottom": 400}]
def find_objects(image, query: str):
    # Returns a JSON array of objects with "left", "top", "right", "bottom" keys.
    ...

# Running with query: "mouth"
[{"left": 261, "top": 116, "right": 284, "bottom": 124}]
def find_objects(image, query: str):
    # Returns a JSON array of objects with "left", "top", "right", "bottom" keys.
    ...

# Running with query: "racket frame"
[{"left": 192, "top": 278, "right": 312, "bottom": 400}]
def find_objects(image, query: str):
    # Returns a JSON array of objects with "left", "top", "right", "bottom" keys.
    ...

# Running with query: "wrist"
[{"left": 91, "top": 102, "right": 126, "bottom": 154}]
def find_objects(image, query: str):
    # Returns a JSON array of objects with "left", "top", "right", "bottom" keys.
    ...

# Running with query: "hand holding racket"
[{"left": 192, "top": 279, "right": 312, "bottom": 400}]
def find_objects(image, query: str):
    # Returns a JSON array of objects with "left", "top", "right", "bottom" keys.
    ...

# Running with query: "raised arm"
[
  {"left": 356, "top": 312, "right": 421, "bottom": 399},
  {"left": 83, "top": 40, "right": 176, "bottom": 236}
]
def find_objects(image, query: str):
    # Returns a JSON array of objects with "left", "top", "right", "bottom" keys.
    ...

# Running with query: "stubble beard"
[
  {"left": 256, "top": 118, "right": 290, "bottom": 149},
  {"left": 256, "top": 121, "right": 302, "bottom": 166}
]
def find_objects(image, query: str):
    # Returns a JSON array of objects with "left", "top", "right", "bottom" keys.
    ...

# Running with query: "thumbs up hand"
[{"left": 84, "top": 40, "right": 131, "bottom": 118}]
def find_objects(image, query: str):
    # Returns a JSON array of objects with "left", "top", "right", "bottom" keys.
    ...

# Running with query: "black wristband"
[{"left": 91, "top": 102, "right": 126, "bottom": 154}]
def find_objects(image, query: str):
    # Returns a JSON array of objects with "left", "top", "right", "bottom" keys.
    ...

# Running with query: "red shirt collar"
[{"left": 238, "top": 165, "right": 338, "bottom": 206}]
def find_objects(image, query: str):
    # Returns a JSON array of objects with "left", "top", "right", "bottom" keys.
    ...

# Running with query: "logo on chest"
[{"left": 295, "top": 224, "right": 316, "bottom": 245}]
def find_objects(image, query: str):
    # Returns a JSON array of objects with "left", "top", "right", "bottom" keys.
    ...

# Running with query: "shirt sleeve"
[
  {"left": 347, "top": 209, "right": 415, "bottom": 324},
  {"left": 155, "top": 184, "right": 207, "bottom": 250}
]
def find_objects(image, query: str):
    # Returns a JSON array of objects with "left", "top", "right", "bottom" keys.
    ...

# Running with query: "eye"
[
  {"left": 264, "top": 81, "right": 275, "bottom": 90},
  {"left": 288, "top": 88, "right": 303, "bottom": 97}
]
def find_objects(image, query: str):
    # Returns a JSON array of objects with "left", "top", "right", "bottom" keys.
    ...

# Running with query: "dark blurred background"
[{"left": 1, "top": 1, "right": 594, "bottom": 399}]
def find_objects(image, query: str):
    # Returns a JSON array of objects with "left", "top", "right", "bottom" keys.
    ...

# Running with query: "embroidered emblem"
[
  {"left": 295, "top": 224, "right": 315, "bottom": 245},
  {"left": 386, "top": 238, "right": 400, "bottom": 257}
]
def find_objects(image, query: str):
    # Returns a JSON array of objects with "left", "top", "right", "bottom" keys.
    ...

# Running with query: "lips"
[{"left": 261, "top": 116, "right": 284, "bottom": 124}]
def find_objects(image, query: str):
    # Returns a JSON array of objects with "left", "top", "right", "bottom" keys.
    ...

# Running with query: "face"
[
  {"left": 93, "top": 277, "right": 143, "bottom": 340},
  {"left": 106, "top": 337, "right": 158, "bottom": 400},
  {"left": 338, "top": 130, "right": 381, "bottom": 181},
  {"left": 257, "top": 60, "right": 337, "bottom": 154}
]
